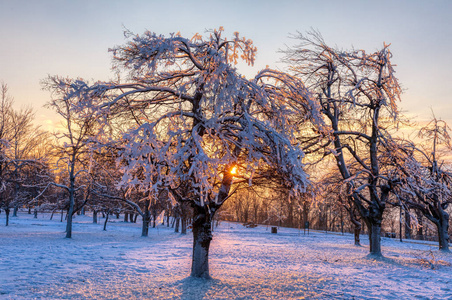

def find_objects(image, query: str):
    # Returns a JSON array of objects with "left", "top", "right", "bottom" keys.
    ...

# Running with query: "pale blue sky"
[{"left": 0, "top": 0, "right": 451, "bottom": 129}]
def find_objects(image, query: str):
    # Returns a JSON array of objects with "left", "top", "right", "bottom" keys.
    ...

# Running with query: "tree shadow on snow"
[
  {"left": 364, "top": 253, "right": 394, "bottom": 262},
  {"left": 175, "top": 276, "right": 230, "bottom": 300},
  {"left": 363, "top": 253, "right": 449, "bottom": 270}
]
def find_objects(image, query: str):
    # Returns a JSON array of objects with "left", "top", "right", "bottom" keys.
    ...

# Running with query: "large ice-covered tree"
[{"left": 56, "top": 28, "right": 316, "bottom": 278}]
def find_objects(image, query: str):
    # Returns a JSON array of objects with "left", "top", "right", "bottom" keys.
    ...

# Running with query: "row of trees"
[
  {"left": 1, "top": 28, "right": 451, "bottom": 279},
  {"left": 0, "top": 83, "right": 53, "bottom": 226}
]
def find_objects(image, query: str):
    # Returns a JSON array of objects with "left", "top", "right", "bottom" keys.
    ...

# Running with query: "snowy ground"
[{"left": 1, "top": 212, "right": 451, "bottom": 300}]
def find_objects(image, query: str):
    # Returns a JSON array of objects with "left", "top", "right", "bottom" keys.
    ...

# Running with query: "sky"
[{"left": 0, "top": 0, "right": 451, "bottom": 131}]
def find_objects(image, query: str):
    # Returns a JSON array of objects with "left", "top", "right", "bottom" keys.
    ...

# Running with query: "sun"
[{"left": 230, "top": 166, "right": 237, "bottom": 175}]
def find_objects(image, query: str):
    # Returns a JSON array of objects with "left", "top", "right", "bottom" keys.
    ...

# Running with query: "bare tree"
[
  {"left": 284, "top": 31, "right": 402, "bottom": 257},
  {"left": 0, "top": 83, "right": 52, "bottom": 225},
  {"left": 42, "top": 78, "right": 98, "bottom": 238},
  {"left": 396, "top": 117, "right": 452, "bottom": 251}
]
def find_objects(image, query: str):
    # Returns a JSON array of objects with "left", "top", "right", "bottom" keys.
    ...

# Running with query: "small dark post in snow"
[
  {"left": 271, "top": 227, "right": 277, "bottom": 234},
  {"left": 399, "top": 206, "right": 403, "bottom": 243}
]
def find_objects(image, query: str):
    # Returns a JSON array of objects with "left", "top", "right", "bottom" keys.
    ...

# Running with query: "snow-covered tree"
[
  {"left": 284, "top": 31, "right": 402, "bottom": 257},
  {"left": 60, "top": 28, "right": 316, "bottom": 278},
  {"left": 0, "top": 83, "right": 52, "bottom": 225},
  {"left": 43, "top": 77, "right": 99, "bottom": 238},
  {"left": 396, "top": 117, "right": 452, "bottom": 251}
]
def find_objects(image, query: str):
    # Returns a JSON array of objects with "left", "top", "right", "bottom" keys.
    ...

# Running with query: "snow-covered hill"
[{"left": 1, "top": 212, "right": 451, "bottom": 299}]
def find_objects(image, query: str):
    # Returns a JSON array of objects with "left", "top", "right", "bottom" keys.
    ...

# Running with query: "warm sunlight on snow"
[{"left": 2, "top": 213, "right": 451, "bottom": 299}]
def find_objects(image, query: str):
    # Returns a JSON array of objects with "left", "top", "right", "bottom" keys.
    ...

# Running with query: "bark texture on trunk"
[
  {"left": 142, "top": 200, "right": 150, "bottom": 237},
  {"left": 5, "top": 208, "right": 10, "bottom": 226},
  {"left": 416, "top": 210, "right": 423, "bottom": 240},
  {"left": 181, "top": 216, "right": 187, "bottom": 234},
  {"left": 175, "top": 217, "right": 180, "bottom": 233},
  {"left": 348, "top": 205, "right": 361, "bottom": 246},
  {"left": 437, "top": 210, "right": 450, "bottom": 252},
  {"left": 152, "top": 209, "right": 156, "bottom": 228},
  {"left": 369, "top": 223, "right": 382, "bottom": 257},
  {"left": 405, "top": 210, "right": 411, "bottom": 239},
  {"left": 191, "top": 206, "right": 212, "bottom": 279},
  {"left": 141, "top": 217, "right": 149, "bottom": 237},
  {"left": 103, "top": 213, "right": 109, "bottom": 231},
  {"left": 65, "top": 187, "right": 75, "bottom": 238},
  {"left": 354, "top": 226, "right": 361, "bottom": 246},
  {"left": 65, "top": 205, "right": 74, "bottom": 238}
]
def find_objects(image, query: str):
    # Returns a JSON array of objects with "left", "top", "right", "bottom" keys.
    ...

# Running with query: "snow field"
[{"left": 0, "top": 212, "right": 451, "bottom": 299}]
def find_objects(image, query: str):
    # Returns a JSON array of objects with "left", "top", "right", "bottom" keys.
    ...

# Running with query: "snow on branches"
[{"left": 55, "top": 28, "right": 319, "bottom": 210}]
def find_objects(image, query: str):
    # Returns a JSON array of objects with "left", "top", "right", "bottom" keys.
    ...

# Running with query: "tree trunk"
[
  {"left": 405, "top": 210, "right": 412, "bottom": 239},
  {"left": 175, "top": 217, "right": 180, "bottom": 233},
  {"left": 437, "top": 210, "right": 450, "bottom": 252},
  {"left": 103, "top": 213, "right": 109, "bottom": 231},
  {"left": 142, "top": 199, "right": 150, "bottom": 237},
  {"left": 287, "top": 197, "right": 294, "bottom": 228},
  {"left": 93, "top": 210, "right": 98, "bottom": 224},
  {"left": 181, "top": 215, "right": 187, "bottom": 234},
  {"left": 65, "top": 190, "right": 75, "bottom": 239},
  {"left": 5, "top": 208, "right": 10, "bottom": 226},
  {"left": 65, "top": 160, "right": 76, "bottom": 239},
  {"left": 369, "top": 223, "right": 382, "bottom": 257},
  {"left": 142, "top": 215, "right": 150, "bottom": 237},
  {"left": 34, "top": 209, "right": 38, "bottom": 218},
  {"left": 354, "top": 225, "right": 361, "bottom": 246},
  {"left": 180, "top": 202, "right": 187, "bottom": 234},
  {"left": 348, "top": 204, "right": 361, "bottom": 246},
  {"left": 124, "top": 213, "right": 129, "bottom": 222},
  {"left": 66, "top": 207, "right": 74, "bottom": 238},
  {"left": 416, "top": 210, "right": 424, "bottom": 240},
  {"left": 191, "top": 207, "right": 213, "bottom": 278}
]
